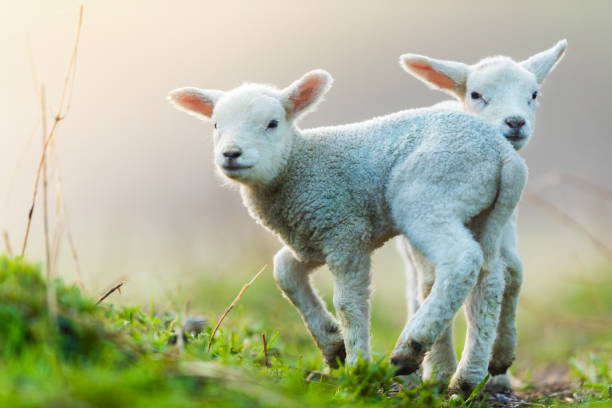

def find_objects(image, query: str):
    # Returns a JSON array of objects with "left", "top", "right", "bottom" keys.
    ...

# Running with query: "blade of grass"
[
  {"left": 96, "top": 280, "right": 126, "bottom": 305},
  {"left": 208, "top": 265, "right": 266, "bottom": 352},
  {"left": 21, "top": 4, "right": 84, "bottom": 256},
  {"left": 262, "top": 332, "right": 269, "bottom": 367}
]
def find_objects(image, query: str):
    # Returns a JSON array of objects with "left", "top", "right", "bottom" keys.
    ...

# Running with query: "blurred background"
[{"left": 1, "top": 0, "right": 610, "bottom": 377}]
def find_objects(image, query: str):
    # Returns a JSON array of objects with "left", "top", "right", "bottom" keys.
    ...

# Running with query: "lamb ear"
[
  {"left": 520, "top": 39, "right": 567, "bottom": 84},
  {"left": 167, "top": 87, "right": 225, "bottom": 120},
  {"left": 400, "top": 54, "right": 469, "bottom": 98},
  {"left": 282, "top": 70, "right": 333, "bottom": 119}
]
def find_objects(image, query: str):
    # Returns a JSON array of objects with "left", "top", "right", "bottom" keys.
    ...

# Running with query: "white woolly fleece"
[
  {"left": 168, "top": 69, "right": 527, "bottom": 395},
  {"left": 397, "top": 39, "right": 567, "bottom": 394}
]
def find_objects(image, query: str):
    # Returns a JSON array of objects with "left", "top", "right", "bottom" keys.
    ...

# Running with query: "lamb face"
[
  {"left": 168, "top": 71, "right": 332, "bottom": 186},
  {"left": 400, "top": 39, "right": 567, "bottom": 150},
  {"left": 211, "top": 88, "right": 293, "bottom": 185},
  {"left": 463, "top": 58, "right": 539, "bottom": 150}
]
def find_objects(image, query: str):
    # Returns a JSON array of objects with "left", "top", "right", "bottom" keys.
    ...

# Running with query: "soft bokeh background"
[{"left": 1, "top": 0, "right": 610, "bottom": 376}]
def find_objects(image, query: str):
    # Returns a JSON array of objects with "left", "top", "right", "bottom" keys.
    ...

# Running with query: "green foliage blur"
[{"left": 0, "top": 255, "right": 609, "bottom": 407}]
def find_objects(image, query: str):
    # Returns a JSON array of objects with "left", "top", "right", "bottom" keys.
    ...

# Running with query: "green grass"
[{"left": 0, "top": 255, "right": 610, "bottom": 407}]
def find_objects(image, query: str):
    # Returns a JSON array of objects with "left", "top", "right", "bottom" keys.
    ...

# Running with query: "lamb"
[
  {"left": 396, "top": 40, "right": 567, "bottom": 391},
  {"left": 167, "top": 69, "right": 527, "bottom": 395}
]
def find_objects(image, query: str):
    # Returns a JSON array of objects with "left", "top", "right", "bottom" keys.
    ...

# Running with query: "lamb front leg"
[
  {"left": 410, "top": 248, "right": 458, "bottom": 383},
  {"left": 390, "top": 222, "right": 483, "bottom": 376},
  {"left": 273, "top": 246, "right": 345, "bottom": 367},
  {"left": 328, "top": 251, "right": 372, "bottom": 365}
]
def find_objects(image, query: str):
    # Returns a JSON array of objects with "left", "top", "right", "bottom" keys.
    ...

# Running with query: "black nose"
[
  {"left": 223, "top": 150, "right": 242, "bottom": 159},
  {"left": 505, "top": 117, "right": 526, "bottom": 129}
]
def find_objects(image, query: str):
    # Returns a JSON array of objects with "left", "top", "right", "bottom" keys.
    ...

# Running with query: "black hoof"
[
  {"left": 449, "top": 380, "right": 476, "bottom": 398},
  {"left": 390, "top": 357, "right": 420, "bottom": 376},
  {"left": 488, "top": 360, "right": 513, "bottom": 376},
  {"left": 325, "top": 343, "right": 346, "bottom": 368}
]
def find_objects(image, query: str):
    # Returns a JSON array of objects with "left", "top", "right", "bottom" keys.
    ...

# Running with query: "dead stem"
[
  {"left": 530, "top": 171, "right": 612, "bottom": 203},
  {"left": 525, "top": 192, "right": 612, "bottom": 262},
  {"left": 208, "top": 265, "right": 266, "bottom": 352},
  {"left": 21, "top": 4, "right": 84, "bottom": 256},
  {"left": 40, "top": 85, "right": 51, "bottom": 281},
  {"left": 3, "top": 230, "right": 13, "bottom": 257},
  {"left": 52, "top": 179, "right": 85, "bottom": 291},
  {"left": 96, "top": 281, "right": 126, "bottom": 305}
]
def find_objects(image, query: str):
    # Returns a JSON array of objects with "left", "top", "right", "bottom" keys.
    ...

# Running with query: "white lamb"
[
  {"left": 397, "top": 40, "right": 567, "bottom": 392},
  {"left": 167, "top": 69, "right": 527, "bottom": 395}
]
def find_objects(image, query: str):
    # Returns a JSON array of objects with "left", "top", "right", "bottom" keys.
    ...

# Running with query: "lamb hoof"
[
  {"left": 448, "top": 379, "right": 477, "bottom": 399},
  {"left": 485, "top": 374, "right": 514, "bottom": 395},
  {"left": 324, "top": 342, "right": 346, "bottom": 368},
  {"left": 390, "top": 340, "right": 425, "bottom": 376},
  {"left": 389, "top": 356, "right": 420, "bottom": 376},
  {"left": 488, "top": 359, "right": 513, "bottom": 376}
]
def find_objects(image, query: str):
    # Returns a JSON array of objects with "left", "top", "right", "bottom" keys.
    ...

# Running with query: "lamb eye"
[
  {"left": 470, "top": 91, "right": 482, "bottom": 100},
  {"left": 267, "top": 119, "right": 278, "bottom": 129},
  {"left": 214, "top": 123, "right": 217, "bottom": 129},
  {"left": 532, "top": 91, "right": 538, "bottom": 100}
]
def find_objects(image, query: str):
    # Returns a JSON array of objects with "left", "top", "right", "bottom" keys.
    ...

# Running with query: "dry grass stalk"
[
  {"left": 531, "top": 171, "right": 612, "bottom": 203},
  {"left": 96, "top": 280, "right": 126, "bottom": 305},
  {"left": 40, "top": 85, "right": 52, "bottom": 279},
  {"left": 21, "top": 4, "right": 84, "bottom": 256},
  {"left": 262, "top": 332, "right": 269, "bottom": 367},
  {"left": 39, "top": 85, "right": 57, "bottom": 319},
  {"left": 207, "top": 265, "right": 267, "bottom": 352},
  {"left": 65, "top": 222, "right": 84, "bottom": 290},
  {"left": 526, "top": 192, "right": 612, "bottom": 262},
  {"left": 51, "top": 179, "right": 85, "bottom": 291},
  {"left": 3, "top": 230, "right": 13, "bottom": 257}
]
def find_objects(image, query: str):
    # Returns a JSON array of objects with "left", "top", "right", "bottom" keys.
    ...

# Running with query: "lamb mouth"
[
  {"left": 504, "top": 133, "right": 525, "bottom": 142},
  {"left": 221, "top": 164, "right": 253, "bottom": 171}
]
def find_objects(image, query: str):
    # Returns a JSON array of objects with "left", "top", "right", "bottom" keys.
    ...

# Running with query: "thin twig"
[
  {"left": 65, "top": 222, "right": 84, "bottom": 290},
  {"left": 525, "top": 193, "right": 612, "bottom": 262},
  {"left": 208, "top": 265, "right": 266, "bottom": 352},
  {"left": 3, "top": 230, "right": 13, "bottom": 257},
  {"left": 530, "top": 171, "right": 612, "bottom": 203},
  {"left": 21, "top": 4, "right": 84, "bottom": 256},
  {"left": 262, "top": 333, "right": 269, "bottom": 367},
  {"left": 41, "top": 85, "right": 52, "bottom": 280},
  {"left": 96, "top": 281, "right": 126, "bottom": 305},
  {"left": 52, "top": 178, "right": 85, "bottom": 290}
]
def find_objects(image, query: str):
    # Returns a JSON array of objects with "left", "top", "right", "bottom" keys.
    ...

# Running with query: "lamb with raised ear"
[
  {"left": 168, "top": 69, "right": 527, "bottom": 395},
  {"left": 397, "top": 39, "right": 567, "bottom": 392}
]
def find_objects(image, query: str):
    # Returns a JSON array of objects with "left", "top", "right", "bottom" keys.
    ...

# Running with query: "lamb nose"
[
  {"left": 505, "top": 117, "right": 526, "bottom": 129},
  {"left": 223, "top": 150, "right": 242, "bottom": 159}
]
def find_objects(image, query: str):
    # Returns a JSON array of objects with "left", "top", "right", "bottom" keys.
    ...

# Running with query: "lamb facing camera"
[
  {"left": 397, "top": 40, "right": 567, "bottom": 392},
  {"left": 168, "top": 69, "right": 527, "bottom": 395}
]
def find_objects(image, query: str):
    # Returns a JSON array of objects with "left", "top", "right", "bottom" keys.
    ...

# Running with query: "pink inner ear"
[
  {"left": 290, "top": 76, "right": 320, "bottom": 113},
  {"left": 410, "top": 63, "right": 455, "bottom": 89},
  {"left": 179, "top": 94, "right": 214, "bottom": 117}
]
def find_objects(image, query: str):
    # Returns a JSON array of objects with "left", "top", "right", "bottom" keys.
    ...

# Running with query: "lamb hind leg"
[
  {"left": 449, "top": 258, "right": 505, "bottom": 396},
  {"left": 390, "top": 222, "right": 483, "bottom": 375},
  {"left": 273, "top": 247, "right": 345, "bottom": 367},
  {"left": 486, "top": 249, "right": 523, "bottom": 393},
  {"left": 396, "top": 237, "right": 419, "bottom": 318}
]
